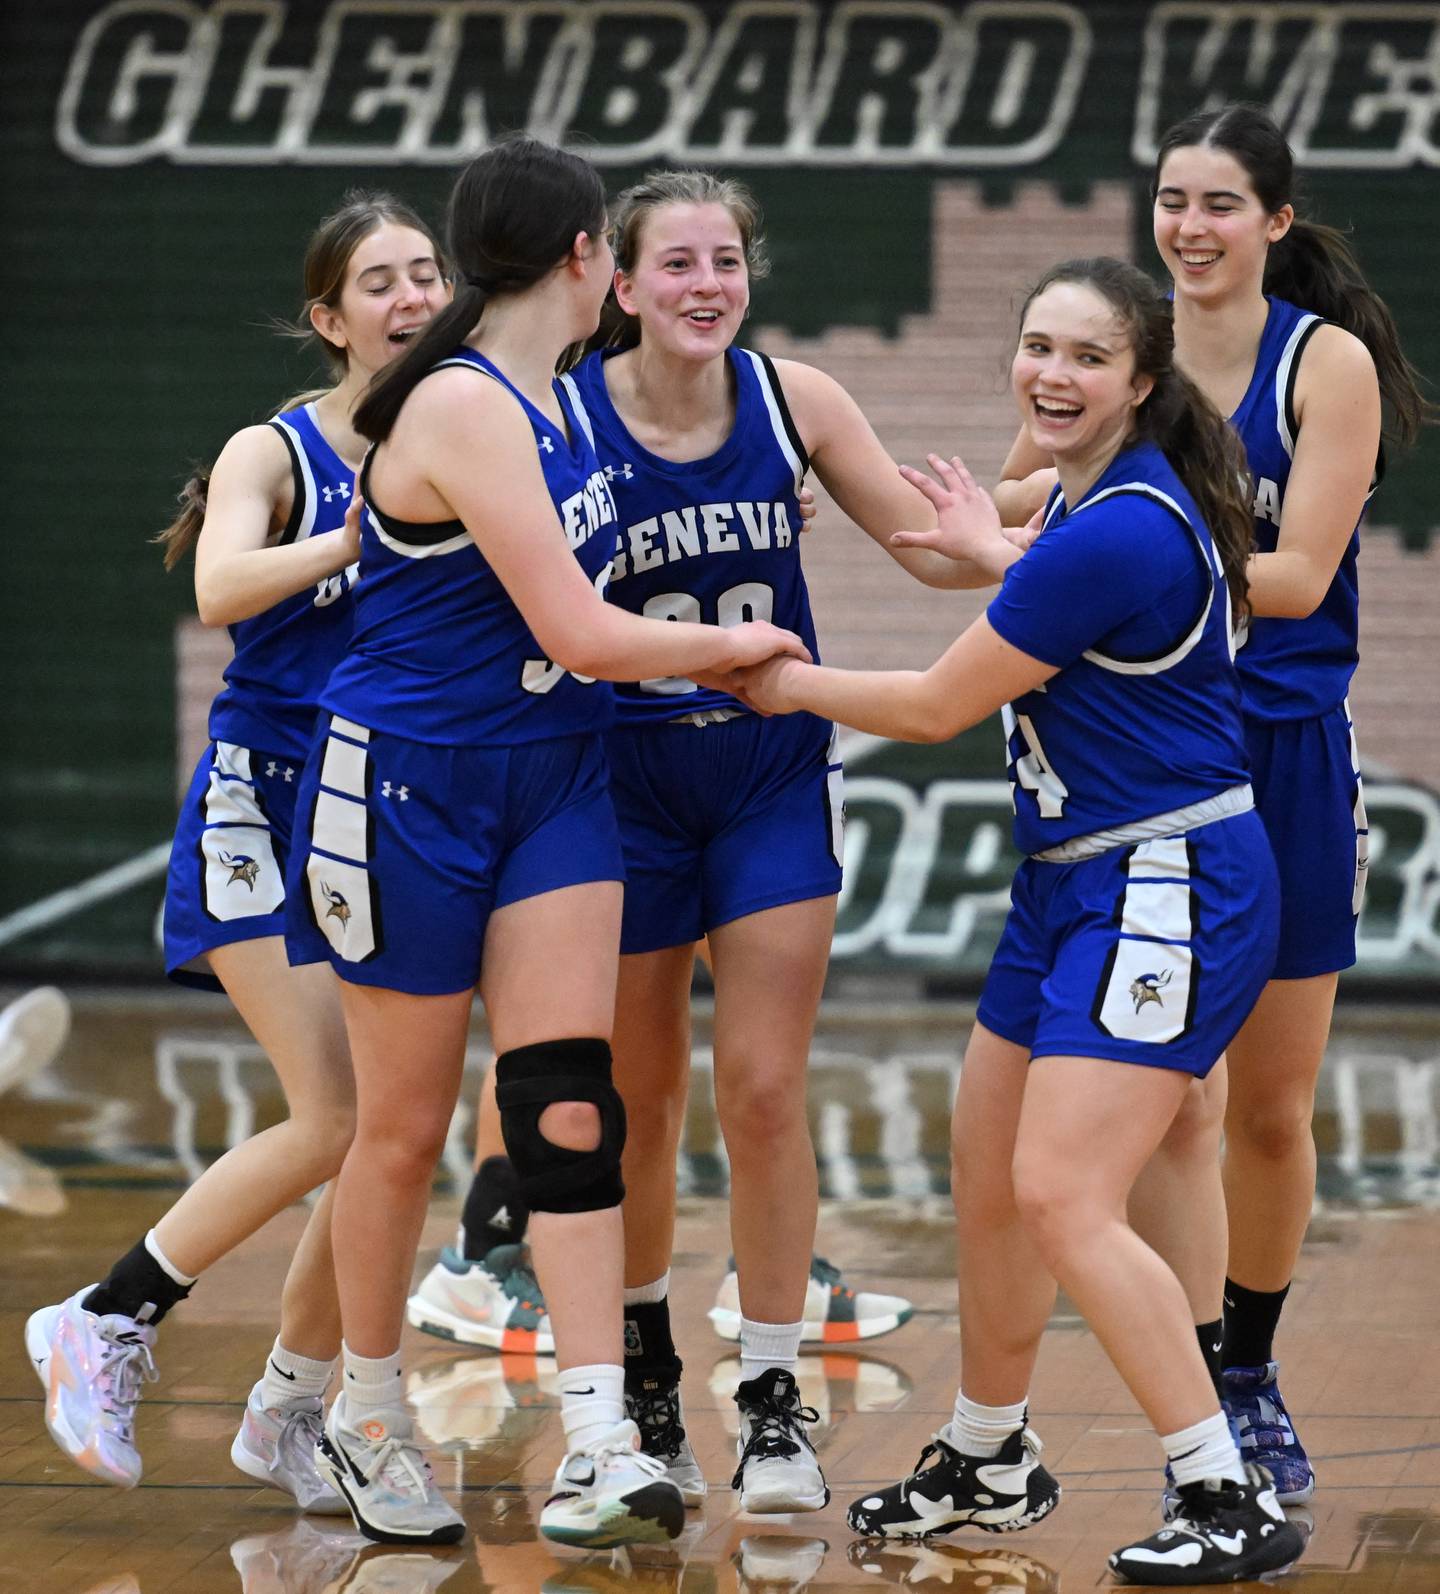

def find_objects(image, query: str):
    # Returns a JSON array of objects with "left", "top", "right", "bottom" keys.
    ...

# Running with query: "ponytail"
[
  {"left": 357, "top": 137, "right": 607, "bottom": 443},
  {"left": 1266, "top": 218, "right": 1431, "bottom": 448},
  {"left": 1135, "top": 370, "right": 1254, "bottom": 624},
  {"left": 354, "top": 283, "right": 485, "bottom": 442}
]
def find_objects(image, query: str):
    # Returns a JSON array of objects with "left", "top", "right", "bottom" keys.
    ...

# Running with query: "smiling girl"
[
  {"left": 733, "top": 257, "right": 1306, "bottom": 1585},
  {"left": 26, "top": 193, "right": 447, "bottom": 1511},
  {"left": 997, "top": 104, "right": 1428, "bottom": 1505}
]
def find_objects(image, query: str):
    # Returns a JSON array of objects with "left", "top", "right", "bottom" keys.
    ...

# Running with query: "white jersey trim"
[
  {"left": 1274, "top": 312, "right": 1322, "bottom": 461},
  {"left": 270, "top": 413, "right": 319, "bottom": 543},
  {"left": 366, "top": 503, "right": 472, "bottom": 560},
  {"left": 740, "top": 349, "right": 806, "bottom": 496},
  {"left": 557, "top": 371, "right": 596, "bottom": 450},
  {"left": 1047, "top": 483, "right": 1222, "bottom": 676}
]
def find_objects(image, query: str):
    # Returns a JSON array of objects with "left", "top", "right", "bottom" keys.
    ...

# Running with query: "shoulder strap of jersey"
[
  {"left": 1075, "top": 484, "right": 1220, "bottom": 676},
  {"left": 556, "top": 371, "right": 596, "bottom": 449},
  {"left": 739, "top": 349, "right": 809, "bottom": 494},
  {"left": 1275, "top": 311, "right": 1324, "bottom": 461},
  {"left": 267, "top": 413, "right": 315, "bottom": 546}
]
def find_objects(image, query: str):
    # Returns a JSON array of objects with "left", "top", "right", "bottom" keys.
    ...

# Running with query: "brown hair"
[
  {"left": 1021, "top": 257, "right": 1255, "bottom": 622},
  {"left": 355, "top": 137, "right": 606, "bottom": 442},
  {"left": 155, "top": 190, "right": 444, "bottom": 569},
  {"left": 585, "top": 169, "right": 769, "bottom": 355},
  {"left": 1154, "top": 104, "right": 1432, "bottom": 449}
]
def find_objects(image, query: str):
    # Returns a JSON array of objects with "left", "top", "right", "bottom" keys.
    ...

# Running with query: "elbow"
[
  {"left": 541, "top": 621, "right": 607, "bottom": 679},
  {"left": 194, "top": 584, "right": 237, "bottom": 627}
]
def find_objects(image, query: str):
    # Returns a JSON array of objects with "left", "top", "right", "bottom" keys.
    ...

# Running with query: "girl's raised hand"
[{"left": 890, "top": 454, "right": 1004, "bottom": 561}]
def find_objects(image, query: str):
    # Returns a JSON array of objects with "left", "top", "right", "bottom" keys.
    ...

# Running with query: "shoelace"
[
  {"left": 357, "top": 1432, "right": 436, "bottom": 1499},
  {"left": 732, "top": 1391, "right": 821, "bottom": 1488},
  {"left": 598, "top": 1433, "right": 667, "bottom": 1479},
  {"left": 96, "top": 1332, "right": 158, "bottom": 1440},
  {"left": 809, "top": 1254, "right": 844, "bottom": 1288},
  {"left": 629, "top": 1385, "right": 689, "bottom": 1461},
  {"left": 271, "top": 1403, "right": 324, "bottom": 1482},
  {"left": 498, "top": 1250, "right": 544, "bottom": 1306}
]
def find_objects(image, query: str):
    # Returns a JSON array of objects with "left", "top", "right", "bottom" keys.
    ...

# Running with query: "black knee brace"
[{"left": 494, "top": 1038, "right": 626, "bottom": 1214}]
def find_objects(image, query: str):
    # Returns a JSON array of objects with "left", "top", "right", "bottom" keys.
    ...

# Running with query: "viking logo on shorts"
[
  {"left": 219, "top": 851, "right": 260, "bottom": 890},
  {"left": 320, "top": 881, "right": 352, "bottom": 925},
  {"left": 1129, "top": 970, "right": 1173, "bottom": 1013}
]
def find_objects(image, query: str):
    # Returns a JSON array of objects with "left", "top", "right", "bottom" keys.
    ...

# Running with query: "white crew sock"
[
  {"left": 145, "top": 1228, "right": 198, "bottom": 1287},
  {"left": 623, "top": 1271, "right": 670, "bottom": 1306},
  {"left": 950, "top": 1391, "right": 1029, "bottom": 1459},
  {"left": 1163, "top": 1410, "right": 1245, "bottom": 1489},
  {"left": 341, "top": 1343, "right": 404, "bottom": 1420},
  {"left": 560, "top": 1363, "right": 627, "bottom": 1453},
  {"left": 739, "top": 1317, "right": 804, "bottom": 1382},
  {"left": 261, "top": 1336, "right": 338, "bottom": 1409}
]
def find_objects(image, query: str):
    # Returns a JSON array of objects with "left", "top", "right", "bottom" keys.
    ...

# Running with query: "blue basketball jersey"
[
  {"left": 561, "top": 346, "right": 818, "bottom": 724},
  {"left": 208, "top": 402, "right": 359, "bottom": 759},
  {"left": 1230, "top": 296, "right": 1368, "bottom": 721},
  {"left": 986, "top": 441, "right": 1251, "bottom": 856},
  {"left": 320, "top": 349, "right": 619, "bottom": 746}
]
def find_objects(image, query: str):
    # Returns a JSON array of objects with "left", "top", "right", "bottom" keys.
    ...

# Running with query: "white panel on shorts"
[
  {"left": 320, "top": 734, "right": 370, "bottom": 800},
  {"left": 1345, "top": 696, "right": 1370, "bottom": 918},
  {"left": 1126, "top": 836, "right": 1190, "bottom": 881},
  {"left": 312, "top": 790, "right": 370, "bottom": 866},
  {"left": 203, "top": 767, "right": 264, "bottom": 829},
  {"left": 201, "top": 824, "right": 284, "bottom": 922},
  {"left": 1119, "top": 880, "right": 1192, "bottom": 943},
  {"left": 328, "top": 714, "right": 372, "bottom": 744},
  {"left": 213, "top": 741, "right": 255, "bottom": 781},
  {"left": 1096, "top": 938, "right": 1193, "bottom": 1044},
  {"left": 306, "top": 854, "right": 376, "bottom": 964},
  {"left": 826, "top": 763, "right": 846, "bottom": 870}
]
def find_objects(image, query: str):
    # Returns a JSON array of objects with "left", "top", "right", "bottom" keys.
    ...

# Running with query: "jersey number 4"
[{"left": 1003, "top": 704, "right": 1069, "bottom": 819}]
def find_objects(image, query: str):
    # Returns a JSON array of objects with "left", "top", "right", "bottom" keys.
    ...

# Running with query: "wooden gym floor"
[{"left": 1, "top": 990, "right": 1437, "bottom": 1592}]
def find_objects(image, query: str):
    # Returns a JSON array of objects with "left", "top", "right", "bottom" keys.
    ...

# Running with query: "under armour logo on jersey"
[
  {"left": 264, "top": 761, "right": 296, "bottom": 782},
  {"left": 320, "top": 882, "right": 351, "bottom": 924},
  {"left": 381, "top": 781, "right": 409, "bottom": 800},
  {"left": 219, "top": 851, "right": 260, "bottom": 890},
  {"left": 321, "top": 482, "right": 352, "bottom": 503},
  {"left": 604, "top": 462, "right": 634, "bottom": 481},
  {"left": 539, "top": 435, "right": 554, "bottom": 453},
  {"left": 1129, "top": 970, "right": 1173, "bottom": 1013}
]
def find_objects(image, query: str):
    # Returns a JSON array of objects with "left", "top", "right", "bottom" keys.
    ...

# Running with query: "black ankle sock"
[
  {"left": 1196, "top": 1317, "right": 1225, "bottom": 1402},
  {"left": 1222, "top": 1278, "right": 1290, "bottom": 1369},
  {"left": 461, "top": 1155, "right": 529, "bottom": 1259},
  {"left": 623, "top": 1298, "right": 678, "bottom": 1376},
  {"left": 82, "top": 1239, "right": 192, "bottom": 1326}
]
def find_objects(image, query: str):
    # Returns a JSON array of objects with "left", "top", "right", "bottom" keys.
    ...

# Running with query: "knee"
[
  {"left": 496, "top": 1038, "right": 625, "bottom": 1214},
  {"left": 720, "top": 1069, "right": 806, "bottom": 1158},
  {"left": 1158, "top": 1080, "right": 1224, "bottom": 1162},
  {"left": 538, "top": 1100, "right": 601, "bottom": 1153},
  {"left": 1011, "top": 1154, "right": 1087, "bottom": 1265},
  {"left": 1228, "top": 1096, "right": 1314, "bottom": 1163},
  {"left": 303, "top": 1107, "right": 356, "bottom": 1181},
  {"left": 353, "top": 1110, "right": 449, "bottom": 1188}
]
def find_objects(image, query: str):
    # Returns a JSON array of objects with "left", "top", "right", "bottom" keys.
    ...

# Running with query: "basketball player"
[
  {"left": 410, "top": 168, "right": 995, "bottom": 1516},
  {"left": 996, "top": 105, "right": 1425, "bottom": 1503},
  {"left": 282, "top": 138, "right": 809, "bottom": 1548},
  {"left": 24, "top": 194, "right": 447, "bottom": 1509},
  {"left": 734, "top": 259, "right": 1305, "bottom": 1585}
]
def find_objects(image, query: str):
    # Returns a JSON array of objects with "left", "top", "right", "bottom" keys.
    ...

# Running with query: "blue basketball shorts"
[
  {"left": 606, "top": 711, "right": 844, "bottom": 956},
  {"left": 1244, "top": 699, "right": 1368, "bottom": 979},
  {"left": 164, "top": 740, "right": 309, "bottom": 991},
  {"left": 285, "top": 715, "right": 625, "bottom": 995},
  {"left": 976, "top": 808, "right": 1280, "bottom": 1077}
]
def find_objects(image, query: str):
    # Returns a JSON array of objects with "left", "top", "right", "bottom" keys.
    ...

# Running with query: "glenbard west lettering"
[{"left": 57, "top": 2, "right": 1440, "bottom": 169}]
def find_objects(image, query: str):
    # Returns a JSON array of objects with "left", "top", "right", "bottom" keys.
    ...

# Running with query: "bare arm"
[
  {"left": 993, "top": 423, "right": 1058, "bottom": 531},
  {"left": 193, "top": 426, "right": 360, "bottom": 626},
  {"left": 777, "top": 360, "right": 1010, "bottom": 589},
  {"left": 1247, "top": 326, "right": 1380, "bottom": 619},
  {"left": 732, "top": 612, "right": 1056, "bottom": 743},
  {"left": 399, "top": 374, "right": 809, "bottom": 681}
]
